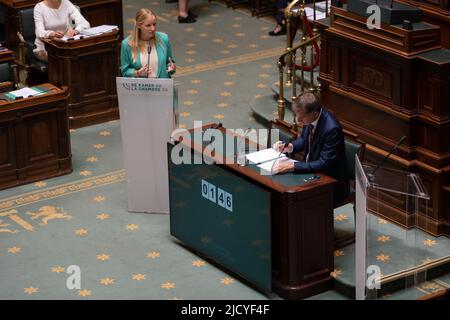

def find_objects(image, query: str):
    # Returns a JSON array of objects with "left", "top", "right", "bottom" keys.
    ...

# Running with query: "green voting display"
[{"left": 168, "top": 143, "right": 272, "bottom": 292}]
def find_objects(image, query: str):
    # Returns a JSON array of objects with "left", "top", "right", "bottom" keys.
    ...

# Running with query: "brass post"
[{"left": 277, "top": 59, "right": 286, "bottom": 121}]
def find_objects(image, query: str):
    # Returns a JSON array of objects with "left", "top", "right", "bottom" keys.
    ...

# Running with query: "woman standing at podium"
[
  {"left": 120, "top": 8, "right": 176, "bottom": 78},
  {"left": 34, "top": 0, "right": 91, "bottom": 62}
]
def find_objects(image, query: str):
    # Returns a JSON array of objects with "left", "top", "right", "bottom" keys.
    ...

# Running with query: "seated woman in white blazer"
[{"left": 33, "top": 0, "right": 90, "bottom": 62}]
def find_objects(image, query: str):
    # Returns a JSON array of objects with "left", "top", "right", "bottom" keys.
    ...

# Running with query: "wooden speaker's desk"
[
  {"left": 43, "top": 30, "right": 120, "bottom": 128},
  {"left": 0, "top": 83, "right": 72, "bottom": 190},
  {"left": 169, "top": 124, "right": 337, "bottom": 299}
]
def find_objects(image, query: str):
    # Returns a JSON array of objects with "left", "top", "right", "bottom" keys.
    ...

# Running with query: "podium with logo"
[{"left": 116, "top": 77, "right": 175, "bottom": 213}]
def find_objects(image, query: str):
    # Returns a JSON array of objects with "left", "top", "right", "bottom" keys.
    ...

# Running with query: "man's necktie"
[{"left": 306, "top": 124, "right": 315, "bottom": 162}]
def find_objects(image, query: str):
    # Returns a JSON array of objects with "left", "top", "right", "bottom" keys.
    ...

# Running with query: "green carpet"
[{"left": 1, "top": 0, "right": 449, "bottom": 300}]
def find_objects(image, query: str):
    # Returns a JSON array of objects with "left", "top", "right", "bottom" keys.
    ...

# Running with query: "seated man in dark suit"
[{"left": 272, "top": 92, "right": 349, "bottom": 206}]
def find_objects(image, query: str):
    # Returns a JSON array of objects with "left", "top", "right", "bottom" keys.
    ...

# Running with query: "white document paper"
[
  {"left": 81, "top": 25, "right": 119, "bottom": 36},
  {"left": 245, "top": 148, "right": 283, "bottom": 164},
  {"left": 8, "top": 87, "right": 41, "bottom": 98},
  {"left": 258, "top": 157, "right": 297, "bottom": 176},
  {"left": 60, "top": 34, "right": 90, "bottom": 41}
]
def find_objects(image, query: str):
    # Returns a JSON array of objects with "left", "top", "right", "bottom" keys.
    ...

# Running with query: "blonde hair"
[{"left": 128, "top": 8, "right": 162, "bottom": 62}]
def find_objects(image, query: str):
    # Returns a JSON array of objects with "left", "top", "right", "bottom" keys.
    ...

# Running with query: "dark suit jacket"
[{"left": 291, "top": 107, "right": 349, "bottom": 206}]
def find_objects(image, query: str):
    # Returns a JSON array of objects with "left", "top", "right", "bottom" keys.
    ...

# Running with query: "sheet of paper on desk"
[
  {"left": 245, "top": 148, "right": 282, "bottom": 164},
  {"left": 8, "top": 87, "right": 42, "bottom": 98},
  {"left": 258, "top": 157, "right": 297, "bottom": 175},
  {"left": 81, "top": 25, "right": 119, "bottom": 36},
  {"left": 60, "top": 34, "right": 88, "bottom": 41}
]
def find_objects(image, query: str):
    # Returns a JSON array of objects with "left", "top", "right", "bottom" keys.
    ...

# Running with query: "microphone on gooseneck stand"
[
  {"left": 270, "top": 136, "right": 296, "bottom": 175},
  {"left": 147, "top": 43, "right": 151, "bottom": 78},
  {"left": 369, "top": 135, "right": 406, "bottom": 181}
]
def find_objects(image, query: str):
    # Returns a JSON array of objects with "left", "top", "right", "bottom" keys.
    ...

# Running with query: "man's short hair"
[{"left": 294, "top": 92, "right": 322, "bottom": 114}]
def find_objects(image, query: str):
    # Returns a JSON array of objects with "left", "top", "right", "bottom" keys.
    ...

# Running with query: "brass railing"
[{"left": 277, "top": 0, "right": 328, "bottom": 128}]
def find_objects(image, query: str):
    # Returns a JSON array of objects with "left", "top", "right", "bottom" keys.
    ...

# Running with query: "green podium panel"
[{"left": 168, "top": 143, "right": 272, "bottom": 292}]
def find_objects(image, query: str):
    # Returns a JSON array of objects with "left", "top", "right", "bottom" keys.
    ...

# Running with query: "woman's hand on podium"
[
  {"left": 167, "top": 57, "right": 176, "bottom": 73},
  {"left": 66, "top": 28, "right": 79, "bottom": 37},
  {"left": 135, "top": 64, "right": 151, "bottom": 77},
  {"left": 49, "top": 31, "right": 65, "bottom": 39}
]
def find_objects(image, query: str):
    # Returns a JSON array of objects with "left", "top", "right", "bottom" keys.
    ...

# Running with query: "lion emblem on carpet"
[
  {"left": 27, "top": 206, "right": 73, "bottom": 225},
  {"left": 0, "top": 219, "right": 18, "bottom": 234}
]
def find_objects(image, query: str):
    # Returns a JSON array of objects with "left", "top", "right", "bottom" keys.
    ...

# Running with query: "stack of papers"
[
  {"left": 246, "top": 148, "right": 297, "bottom": 175},
  {"left": 7, "top": 87, "right": 43, "bottom": 98},
  {"left": 81, "top": 25, "right": 119, "bottom": 36}
]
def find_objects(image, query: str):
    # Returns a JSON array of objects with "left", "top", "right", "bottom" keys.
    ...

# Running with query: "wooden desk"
[
  {"left": 43, "top": 30, "right": 119, "bottom": 128},
  {"left": 169, "top": 124, "right": 337, "bottom": 299},
  {"left": 0, "top": 0, "right": 124, "bottom": 53},
  {"left": 0, "top": 83, "right": 72, "bottom": 190},
  {"left": 316, "top": 6, "right": 450, "bottom": 237}
]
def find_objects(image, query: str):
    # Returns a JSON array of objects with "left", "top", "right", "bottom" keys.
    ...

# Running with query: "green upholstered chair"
[
  {"left": 334, "top": 129, "right": 366, "bottom": 249},
  {"left": 17, "top": 8, "right": 48, "bottom": 75}
]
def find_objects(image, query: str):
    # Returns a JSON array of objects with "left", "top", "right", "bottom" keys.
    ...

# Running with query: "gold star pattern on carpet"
[
  {"left": 100, "top": 278, "right": 114, "bottom": 286},
  {"left": 93, "top": 144, "right": 105, "bottom": 149},
  {"left": 334, "top": 214, "right": 348, "bottom": 221},
  {"left": 211, "top": 13, "right": 219, "bottom": 18},
  {"left": 228, "top": 44, "right": 238, "bottom": 49},
  {"left": 234, "top": 16, "right": 242, "bottom": 20},
  {"left": 24, "top": 287, "right": 38, "bottom": 295},
  {"left": 180, "top": 112, "right": 190, "bottom": 117},
  {"left": 191, "top": 79, "right": 201, "bottom": 84},
  {"left": 220, "top": 277, "right": 234, "bottom": 285},
  {"left": 146, "top": 251, "right": 161, "bottom": 259},
  {"left": 187, "top": 90, "right": 198, "bottom": 94},
  {"left": 330, "top": 269, "right": 343, "bottom": 278},
  {"left": 132, "top": 273, "right": 146, "bottom": 281},
  {"left": 256, "top": 83, "right": 267, "bottom": 88},
  {"left": 334, "top": 250, "right": 344, "bottom": 257},
  {"left": 85, "top": 157, "right": 98, "bottom": 162},
  {"left": 126, "top": 224, "right": 139, "bottom": 231},
  {"left": 183, "top": 101, "right": 194, "bottom": 106},
  {"left": 179, "top": 124, "right": 186, "bottom": 129},
  {"left": 199, "top": 33, "right": 208, "bottom": 37},
  {"left": 203, "top": 21, "right": 213, "bottom": 25},
  {"left": 226, "top": 71, "right": 237, "bottom": 76},
  {"left": 214, "top": 114, "right": 225, "bottom": 120},
  {"left": 192, "top": 260, "right": 206, "bottom": 267},
  {"left": 7, "top": 246, "right": 21, "bottom": 254},
  {"left": 212, "top": 38, "right": 223, "bottom": 43},
  {"left": 260, "top": 26, "right": 270, "bottom": 30},
  {"left": 224, "top": 81, "right": 234, "bottom": 86},
  {"left": 220, "top": 50, "right": 230, "bottom": 54},
  {"left": 377, "top": 235, "right": 391, "bottom": 243},
  {"left": 185, "top": 58, "right": 195, "bottom": 63},
  {"left": 94, "top": 196, "right": 105, "bottom": 202},
  {"left": 96, "top": 213, "right": 110, "bottom": 220},
  {"left": 254, "top": 94, "right": 263, "bottom": 99},
  {"left": 78, "top": 289, "right": 92, "bottom": 297},
  {"left": 75, "top": 228, "right": 88, "bottom": 236},
  {"left": 249, "top": 44, "right": 259, "bottom": 48},
  {"left": 184, "top": 28, "right": 194, "bottom": 32},
  {"left": 235, "top": 33, "right": 245, "bottom": 37},
  {"left": 96, "top": 253, "right": 110, "bottom": 261},
  {"left": 217, "top": 103, "right": 228, "bottom": 108},
  {"left": 259, "top": 73, "right": 270, "bottom": 78},
  {"left": 232, "top": 24, "right": 241, "bottom": 28},
  {"left": 186, "top": 50, "right": 196, "bottom": 55},
  {"left": 161, "top": 282, "right": 176, "bottom": 289},
  {"left": 220, "top": 92, "right": 231, "bottom": 97},
  {"left": 34, "top": 181, "right": 47, "bottom": 188},
  {"left": 423, "top": 239, "right": 437, "bottom": 247},
  {"left": 260, "top": 35, "right": 270, "bottom": 39},
  {"left": 261, "top": 64, "right": 272, "bottom": 68},
  {"left": 376, "top": 254, "right": 391, "bottom": 262},
  {"left": 99, "top": 130, "right": 111, "bottom": 137},
  {"left": 186, "top": 43, "right": 196, "bottom": 47},
  {"left": 79, "top": 170, "right": 92, "bottom": 177},
  {"left": 51, "top": 266, "right": 65, "bottom": 273}
]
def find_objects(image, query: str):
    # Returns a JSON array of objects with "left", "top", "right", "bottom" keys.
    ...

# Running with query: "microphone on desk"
[
  {"left": 270, "top": 136, "right": 296, "bottom": 175},
  {"left": 147, "top": 43, "right": 151, "bottom": 78},
  {"left": 368, "top": 135, "right": 406, "bottom": 181}
]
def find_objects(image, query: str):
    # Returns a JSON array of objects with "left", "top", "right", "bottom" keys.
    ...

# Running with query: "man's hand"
[
  {"left": 271, "top": 158, "right": 294, "bottom": 174},
  {"left": 272, "top": 141, "right": 293, "bottom": 153}
]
